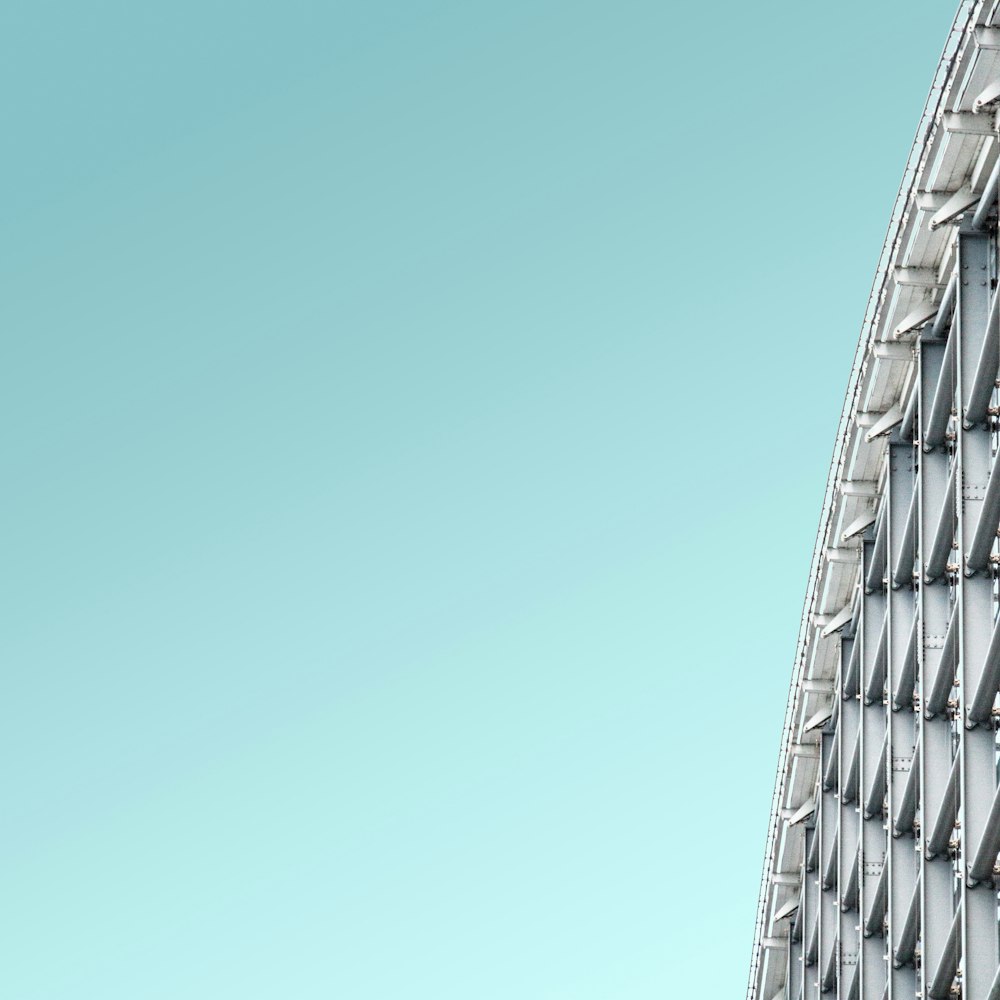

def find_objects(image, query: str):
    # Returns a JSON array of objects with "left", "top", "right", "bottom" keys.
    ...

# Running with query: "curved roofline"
[{"left": 745, "top": 4, "right": 980, "bottom": 997}]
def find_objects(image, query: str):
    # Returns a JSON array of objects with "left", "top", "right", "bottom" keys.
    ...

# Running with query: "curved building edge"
[{"left": 746, "top": 3, "right": 1000, "bottom": 998}]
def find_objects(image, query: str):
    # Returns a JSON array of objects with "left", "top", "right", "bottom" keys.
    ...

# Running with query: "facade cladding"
[{"left": 747, "top": 5, "right": 1000, "bottom": 1000}]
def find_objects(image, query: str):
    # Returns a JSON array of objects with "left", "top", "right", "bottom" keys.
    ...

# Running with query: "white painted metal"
[
  {"left": 747, "top": 5, "right": 1000, "bottom": 1000},
  {"left": 942, "top": 110, "right": 997, "bottom": 136},
  {"left": 894, "top": 266, "right": 946, "bottom": 288},
  {"left": 929, "top": 185, "right": 980, "bottom": 230},
  {"left": 974, "top": 78, "right": 1000, "bottom": 112},
  {"left": 892, "top": 304, "right": 939, "bottom": 339}
]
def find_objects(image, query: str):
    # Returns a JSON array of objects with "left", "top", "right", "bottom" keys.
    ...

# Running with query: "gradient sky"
[{"left": 1, "top": 2, "right": 960, "bottom": 997}]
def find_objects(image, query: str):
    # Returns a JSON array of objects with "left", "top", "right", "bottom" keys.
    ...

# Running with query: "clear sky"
[{"left": 1, "top": 2, "right": 960, "bottom": 997}]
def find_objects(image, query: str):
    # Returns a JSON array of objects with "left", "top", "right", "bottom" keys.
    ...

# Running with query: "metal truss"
[{"left": 748, "top": 4, "right": 1000, "bottom": 1000}]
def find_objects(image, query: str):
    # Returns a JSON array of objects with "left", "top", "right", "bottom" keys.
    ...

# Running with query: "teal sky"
[{"left": 2, "top": 3, "right": 958, "bottom": 997}]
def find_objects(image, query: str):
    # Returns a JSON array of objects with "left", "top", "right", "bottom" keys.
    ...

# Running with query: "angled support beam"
[
  {"left": 863, "top": 859, "right": 888, "bottom": 937},
  {"left": 974, "top": 79, "right": 1000, "bottom": 113},
  {"left": 890, "top": 487, "right": 918, "bottom": 589},
  {"left": 806, "top": 821, "right": 821, "bottom": 872},
  {"left": 963, "top": 284, "right": 1000, "bottom": 426},
  {"left": 805, "top": 911, "right": 819, "bottom": 966},
  {"left": 865, "top": 506, "right": 888, "bottom": 592},
  {"left": 929, "top": 185, "right": 980, "bottom": 230},
  {"left": 841, "top": 845, "right": 859, "bottom": 912},
  {"left": 890, "top": 613, "right": 918, "bottom": 710},
  {"left": 863, "top": 610, "right": 888, "bottom": 705},
  {"left": 803, "top": 705, "right": 833, "bottom": 734},
  {"left": 788, "top": 797, "right": 816, "bottom": 827},
  {"left": 820, "top": 603, "right": 854, "bottom": 639},
  {"left": 923, "top": 461, "right": 956, "bottom": 582},
  {"left": 863, "top": 405, "right": 903, "bottom": 443},
  {"left": 927, "top": 904, "right": 961, "bottom": 999},
  {"left": 843, "top": 960, "right": 860, "bottom": 1000},
  {"left": 893, "top": 874, "right": 920, "bottom": 967},
  {"left": 924, "top": 601, "right": 958, "bottom": 719},
  {"left": 929, "top": 273, "right": 958, "bottom": 339},
  {"left": 843, "top": 510, "right": 876, "bottom": 542},
  {"left": 892, "top": 742, "right": 919, "bottom": 837},
  {"left": 897, "top": 378, "right": 919, "bottom": 444},
  {"left": 843, "top": 730, "right": 860, "bottom": 804},
  {"left": 862, "top": 728, "right": 887, "bottom": 818},
  {"left": 965, "top": 446, "right": 1000, "bottom": 574},
  {"left": 822, "top": 726, "right": 840, "bottom": 791},
  {"left": 967, "top": 779, "right": 1000, "bottom": 884},
  {"left": 843, "top": 633, "right": 862, "bottom": 700},
  {"left": 925, "top": 751, "right": 960, "bottom": 859},
  {"left": 892, "top": 302, "right": 938, "bottom": 338},
  {"left": 924, "top": 333, "right": 956, "bottom": 450},
  {"left": 966, "top": 612, "right": 1000, "bottom": 726},
  {"left": 821, "top": 935, "right": 838, "bottom": 992},
  {"left": 822, "top": 822, "right": 839, "bottom": 891},
  {"left": 972, "top": 160, "right": 1000, "bottom": 230}
]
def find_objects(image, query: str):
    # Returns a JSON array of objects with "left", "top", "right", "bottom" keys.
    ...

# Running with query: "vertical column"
[
  {"left": 789, "top": 927, "right": 804, "bottom": 1000},
  {"left": 841, "top": 636, "right": 862, "bottom": 1000},
  {"left": 860, "top": 540, "right": 888, "bottom": 1000},
  {"left": 819, "top": 730, "right": 839, "bottom": 993},
  {"left": 918, "top": 335, "right": 953, "bottom": 1000},
  {"left": 955, "top": 222, "right": 999, "bottom": 997},
  {"left": 804, "top": 818, "right": 820, "bottom": 1000},
  {"left": 886, "top": 442, "right": 917, "bottom": 1000}
]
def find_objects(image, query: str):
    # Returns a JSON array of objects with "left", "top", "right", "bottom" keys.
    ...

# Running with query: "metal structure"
[{"left": 747, "top": 5, "right": 1000, "bottom": 1000}]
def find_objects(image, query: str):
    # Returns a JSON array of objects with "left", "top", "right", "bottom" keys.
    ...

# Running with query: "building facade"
[{"left": 747, "top": 5, "right": 1000, "bottom": 1000}]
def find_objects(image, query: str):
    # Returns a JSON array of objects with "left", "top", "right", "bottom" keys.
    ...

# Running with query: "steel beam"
[
  {"left": 859, "top": 541, "right": 886, "bottom": 1000},
  {"left": 917, "top": 337, "right": 955, "bottom": 1000},
  {"left": 884, "top": 443, "right": 917, "bottom": 1000},
  {"left": 840, "top": 637, "right": 861, "bottom": 997},
  {"left": 954, "top": 222, "right": 1000, "bottom": 998}
]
